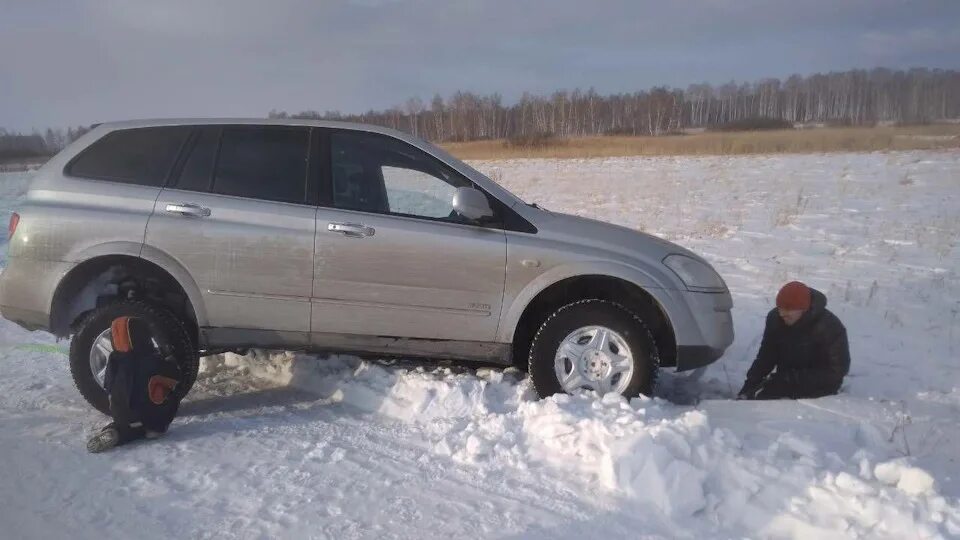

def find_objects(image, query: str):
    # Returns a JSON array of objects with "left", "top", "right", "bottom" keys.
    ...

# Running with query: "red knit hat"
[{"left": 776, "top": 281, "right": 811, "bottom": 311}]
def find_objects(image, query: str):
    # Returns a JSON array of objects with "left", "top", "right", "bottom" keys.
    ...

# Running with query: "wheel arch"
[
  {"left": 50, "top": 248, "right": 205, "bottom": 341},
  {"left": 503, "top": 264, "right": 679, "bottom": 369}
]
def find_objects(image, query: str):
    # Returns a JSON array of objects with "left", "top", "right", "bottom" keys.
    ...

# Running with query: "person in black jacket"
[
  {"left": 738, "top": 281, "right": 850, "bottom": 400},
  {"left": 87, "top": 316, "right": 183, "bottom": 453}
]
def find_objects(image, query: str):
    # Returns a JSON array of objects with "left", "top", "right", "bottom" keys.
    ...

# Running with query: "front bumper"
[
  {"left": 676, "top": 345, "right": 727, "bottom": 371},
  {"left": 670, "top": 289, "right": 734, "bottom": 371}
]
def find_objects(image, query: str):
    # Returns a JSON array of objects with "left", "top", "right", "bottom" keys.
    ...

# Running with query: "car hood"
[{"left": 530, "top": 209, "right": 709, "bottom": 267}]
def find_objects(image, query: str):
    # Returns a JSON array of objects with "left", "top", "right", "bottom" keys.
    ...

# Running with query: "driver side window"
[
  {"left": 382, "top": 166, "right": 456, "bottom": 218},
  {"left": 330, "top": 131, "right": 473, "bottom": 221}
]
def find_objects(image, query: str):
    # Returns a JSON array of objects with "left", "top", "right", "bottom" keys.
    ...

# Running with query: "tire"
[
  {"left": 528, "top": 299, "right": 659, "bottom": 399},
  {"left": 69, "top": 300, "right": 199, "bottom": 415}
]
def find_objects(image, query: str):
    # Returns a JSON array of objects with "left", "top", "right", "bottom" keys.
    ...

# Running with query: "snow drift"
[{"left": 213, "top": 351, "right": 960, "bottom": 538}]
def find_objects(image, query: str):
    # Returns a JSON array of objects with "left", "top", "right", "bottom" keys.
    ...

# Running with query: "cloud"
[
  {"left": 1, "top": 0, "right": 958, "bottom": 131},
  {"left": 860, "top": 28, "right": 960, "bottom": 58}
]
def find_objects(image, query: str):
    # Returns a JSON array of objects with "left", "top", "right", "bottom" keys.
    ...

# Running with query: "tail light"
[{"left": 8, "top": 212, "right": 19, "bottom": 240}]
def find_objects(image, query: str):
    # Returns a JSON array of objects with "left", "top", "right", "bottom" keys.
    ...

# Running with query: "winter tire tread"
[
  {"left": 527, "top": 298, "right": 660, "bottom": 399},
  {"left": 68, "top": 300, "right": 198, "bottom": 415}
]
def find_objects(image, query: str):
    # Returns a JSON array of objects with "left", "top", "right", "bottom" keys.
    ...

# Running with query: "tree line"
[
  {"left": 270, "top": 67, "right": 960, "bottom": 142},
  {"left": 0, "top": 125, "right": 92, "bottom": 161},
  {"left": 4, "top": 66, "right": 958, "bottom": 162}
]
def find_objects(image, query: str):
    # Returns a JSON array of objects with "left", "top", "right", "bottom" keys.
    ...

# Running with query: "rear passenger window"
[
  {"left": 174, "top": 127, "right": 219, "bottom": 192},
  {"left": 212, "top": 127, "right": 309, "bottom": 204},
  {"left": 67, "top": 127, "right": 190, "bottom": 186}
]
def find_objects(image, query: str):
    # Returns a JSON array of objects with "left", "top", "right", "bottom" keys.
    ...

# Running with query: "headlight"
[{"left": 662, "top": 254, "right": 727, "bottom": 292}]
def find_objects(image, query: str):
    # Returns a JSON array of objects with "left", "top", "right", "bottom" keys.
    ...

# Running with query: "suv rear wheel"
[
  {"left": 528, "top": 299, "right": 658, "bottom": 398},
  {"left": 69, "top": 300, "right": 199, "bottom": 415}
]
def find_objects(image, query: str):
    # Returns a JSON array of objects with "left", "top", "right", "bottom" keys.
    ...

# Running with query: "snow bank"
[
  {"left": 203, "top": 351, "right": 534, "bottom": 422},
  {"left": 214, "top": 351, "right": 960, "bottom": 538},
  {"left": 429, "top": 392, "right": 959, "bottom": 537},
  {"left": 428, "top": 393, "right": 713, "bottom": 519},
  {"left": 875, "top": 459, "right": 938, "bottom": 496}
]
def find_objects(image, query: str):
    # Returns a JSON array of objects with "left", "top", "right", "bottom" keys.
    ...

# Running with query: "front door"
[
  {"left": 311, "top": 130, "right": 506, "bottom": 342},
  {"left": 145, "top": 125, "right": 316, "bottom": 334}
]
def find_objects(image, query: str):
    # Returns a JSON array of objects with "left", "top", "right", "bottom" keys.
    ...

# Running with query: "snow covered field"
[{"left": 1, "top": 151, "right": 958, "bottom": 539}]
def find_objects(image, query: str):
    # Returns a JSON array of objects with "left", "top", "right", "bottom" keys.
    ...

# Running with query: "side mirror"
[{"left": 453, "top": 186, "right": 494, "bottom": 221}]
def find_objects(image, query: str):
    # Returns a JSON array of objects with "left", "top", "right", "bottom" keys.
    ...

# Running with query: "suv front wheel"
[
  {"left": 528, "top": 299, "right": 659, "bottom": 399},
  {"left": 69, "top": 300, "right": 199, "bottom": 415}
]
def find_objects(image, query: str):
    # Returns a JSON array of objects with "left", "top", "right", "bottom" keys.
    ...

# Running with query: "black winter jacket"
[{"left": 740, "top": 289, "right": 850, "bottom": 398}]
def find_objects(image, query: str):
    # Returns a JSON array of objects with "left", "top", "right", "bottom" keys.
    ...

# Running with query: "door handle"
[
  {"left": 327, "top": 222, "right": 375, "bottom": 238},
  {"left": 165, "top": 203, "right": 211, "bottom": 218}
]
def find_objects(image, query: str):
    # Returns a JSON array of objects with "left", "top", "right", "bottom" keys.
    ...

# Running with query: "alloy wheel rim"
[
  {"left": 553, "top": 325, "right": 634, "bottom": 395},
  {"left": 89, "top": 328, "right": 113, "bottom": 389}
]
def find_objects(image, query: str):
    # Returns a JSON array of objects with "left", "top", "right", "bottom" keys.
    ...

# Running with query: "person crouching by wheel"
[
  {"left": 87, "top": 316, "right": 183, "bottom": 453},
  {"left": 738, "top": 281, "right": 851, "bottom": 400}
]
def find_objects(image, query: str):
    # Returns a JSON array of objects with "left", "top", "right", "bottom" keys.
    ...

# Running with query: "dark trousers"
[{"left": 105, "top": 356, "right": 177, "bottom": 446}]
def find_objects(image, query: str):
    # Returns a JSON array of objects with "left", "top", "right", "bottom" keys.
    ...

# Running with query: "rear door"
[
  {"left": 54, "top": 126, "right": 192, "bottom": 260},
  {"left": 145, "top": 125, "right": 317, "bottom": 333},
  {"left": 311, "top": 130, "right": 506, "bottom": 342}
]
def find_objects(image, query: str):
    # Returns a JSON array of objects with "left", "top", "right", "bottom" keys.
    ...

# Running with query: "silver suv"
[{"left": 1, "top": 119, "right": 733, "bottom": 413}]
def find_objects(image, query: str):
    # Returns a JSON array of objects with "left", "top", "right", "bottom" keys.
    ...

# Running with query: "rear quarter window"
[{"left": 66, "top": 127, "right": 191, "bottom": 186}]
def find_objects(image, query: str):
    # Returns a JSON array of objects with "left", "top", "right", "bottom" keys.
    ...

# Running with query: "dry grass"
[{"left": 442, "top": 124, "right": 960, "bottom": 160}]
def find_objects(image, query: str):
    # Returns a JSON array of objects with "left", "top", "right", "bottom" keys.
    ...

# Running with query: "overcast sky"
[{"left": 2, "top": 0, "right": 959, "bottom": 132}]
